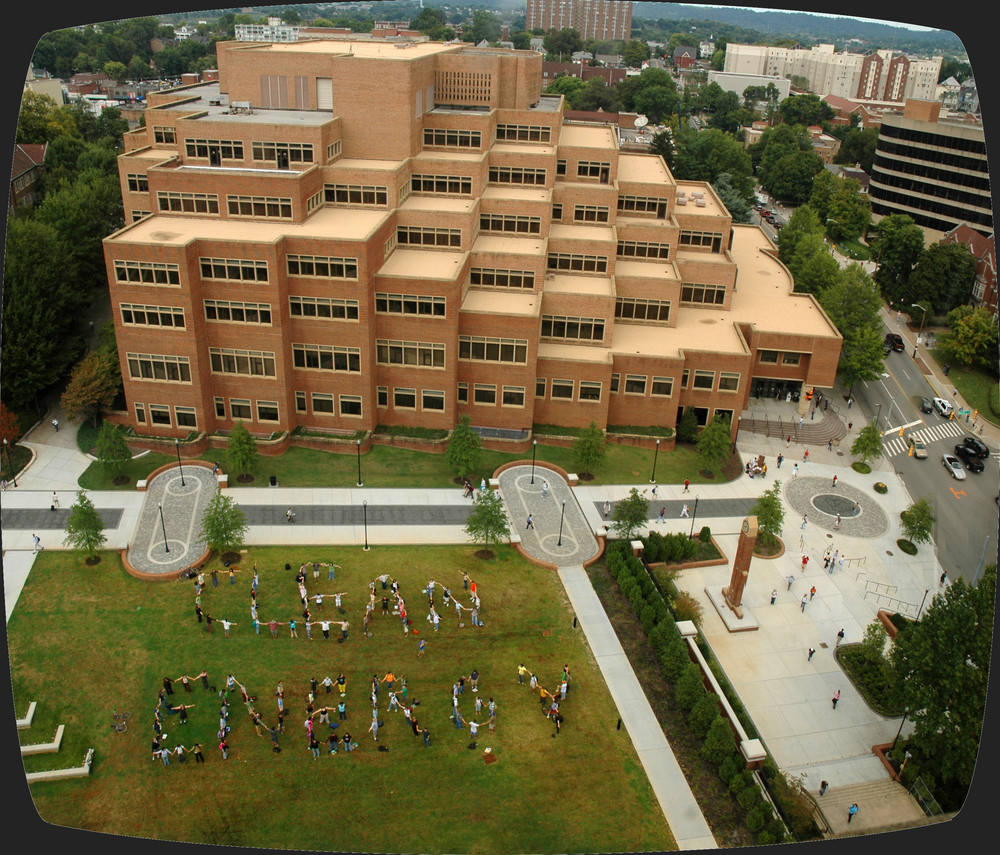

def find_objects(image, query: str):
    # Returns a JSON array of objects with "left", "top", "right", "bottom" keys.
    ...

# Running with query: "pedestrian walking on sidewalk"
[
  {"left": 819, "top": 780, "right": 829, "bottom": 796},
  {"left": 800, "top": 594, "right": 808, "bottom": 612},
  {"left": 852, "top": 501, "right": 860, "bottom": 516},
  {"left": 847, "top": 803, "right": 858, "bottom": 823},
  {"left": 776, "top": 454, "right": 783, "bottom": 468},
  {"left": 836, "top": 628, "right": 845, "bottom": 648},
  {"left": 32, "top": 534, "right": 41, "bottom": 553},
  {"left": 834, "top": 513, "right": 841, "bottom": 530},
  {"left": 603, "top": 500, "right": 611, "bottom": 518},
  {"left": 657, "top": 507, "right": 666, "bottom": 524},
  {"left": 801, "top": 514, "right": 808, "bottom": 529},
  {"left": 525, "top": 514, "right": 534, "bottom": 530},
  {"left": 52, "top": 418, "right": 59, "bottom": 432},
  {"left": 801, "top": 555, "right": 809, "bottom": 572},
  {"left": 786, "top": 574, "right": 795, "bottom": 591},
  {"left": 832, "top": 689, "right": 841, "bottom": 709},
  {"left": 286, "top": 507, "right": 295, "bottom": 523},
  {"left": 832, "top": 475, "right": 838, "bottom": 488},
  {"left": 541, "top": 480, "right": 548, "bottom": 497},
  {"left": 803, "top": 450, "right": 810, "bottom": 463},
  {"left": 798, "top": 416, "right": 804, "bottom": 428},
  {"left": 792, "top": 463, "right": 799, "bottom": 478},
  {"left": 808, "top": 647, "right": 816, "bottom": 661},
  {"left": 940, "top": 571, "right": 947, "bottom": 587},
  {"left": 683, "top": 478, "right": 690, "bottom": 493},
  {"left": 680, "top": 504, "right": 689, "bottom": 518},
  {"left": 786, "top": 435, "right": 791, "bottom": 448},
  {"left": 810, "top": 585, "right": 816, "bottom": 601},
  {"left": 770, "top": 589, "right": 777, "bottom": 605},
  {"left": 828, "top": 439, "right": 833, "bottom": 451},
  {"left": 51, "top": 492, "right": 59, "bottom": 509}
]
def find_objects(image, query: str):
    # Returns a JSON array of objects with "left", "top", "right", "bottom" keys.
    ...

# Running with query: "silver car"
[{"left": 942, "top": 453, "right": 966, "bottom": 480}]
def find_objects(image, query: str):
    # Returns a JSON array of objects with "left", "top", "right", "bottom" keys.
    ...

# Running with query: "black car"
[
  {"left": 884, "top": 333, "right": 905, "bottom": 352},
  {"left": 954, "top": 444, "right": 986, "bottom": 472},
  {"left": 919, "top": 397, "right": 934, "bottom": 414},
  {"left": 961, "top": 436, "right": 990, "bottom": 459}
]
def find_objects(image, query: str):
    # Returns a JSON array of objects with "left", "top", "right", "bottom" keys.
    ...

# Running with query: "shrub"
[
  {"left": 874, "top": 481, "right": 888, "bottom": 494},
  {"left": 746, "top": 804, "right": 769, "bottom": 833},
  {"left": 852, "top": 461, "right": 872, "bottom": 474},
  {"left": 896, "top": 538, "right": 918, "bottom": 555},
  {"left": 701, "top": 714, "right": 737, "bottom": 765},
  {"left": 640, "top": 604, "right": 658, "bottom": 635},
  {"left": 688, "top": 693, "right": 720, "bottom": 739},
  {"left": 662, "top": 635, "right": 693, "bottom": 683},
  {"left": 628, "top": 585, "right": 645, "bottom": 614},
  {"left": 729, "top": 770, "right": 751, "bottom": 794},
  {"left": 699, "top": 525, "right": 712, "bottom": 543},
  {"left": 674, "top": 662, "right": 704, "bottom": 712},
  {"left": 738, "top": 784, "right": 762, "bottom": 811},
  {"left": 643, "top": 531, "right": 663, "bottom": 562},
  {"left": 756, "top": 831, "right": 776, "bottom": 845},
  {"left": 718, "top": 755, "right": 741, "bottom": 784},
  {"left": 672, "top": 590, "right": 704, "bottom": 627},
  {"left": 766, "top": 818, "right": 787, "bottom": 842},
  {"left": 676, "top": 408, "right": 699, "bottom": 443}
]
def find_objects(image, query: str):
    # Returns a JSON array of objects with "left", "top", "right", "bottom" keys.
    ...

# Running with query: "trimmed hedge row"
[{"left": 604, "top": 542, "right": 791, "bottom": 844}]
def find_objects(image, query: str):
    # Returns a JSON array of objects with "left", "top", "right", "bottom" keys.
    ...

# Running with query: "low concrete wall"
[{"left": 25, "top": 748, "right": 94, "bottom": 784}]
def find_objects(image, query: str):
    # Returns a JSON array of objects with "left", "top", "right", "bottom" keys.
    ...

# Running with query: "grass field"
[
  {"left": 929, "top": 349, "right": 999, "bottom": 426},
  {"left": 12, "top": 546, "right": 676, "bottom": 853},
  {"left": 78, "top": 439, "right": 722, "bottom": 492}
]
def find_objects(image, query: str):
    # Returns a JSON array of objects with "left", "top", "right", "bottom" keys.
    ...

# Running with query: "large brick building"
[
  {"left": 104, "top": 39, "right": 842, "bottom": 440},
  {"left": 525, "top": 0, "right": 632, "bottom": 43}
]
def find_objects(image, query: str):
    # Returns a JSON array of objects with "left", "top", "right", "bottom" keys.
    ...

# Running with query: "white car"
[
  {"left": 942, "top": 452, "right": 966, "bottom": 480},
  {"left": 933, "top": 397, "right": 953, "bottom": 417}
]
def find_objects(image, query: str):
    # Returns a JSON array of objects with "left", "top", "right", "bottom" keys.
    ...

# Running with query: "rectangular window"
[
  {"left": 610, "top": 373, "right": 620, "bottom": 393},
  {"left": 209, "top": 348, "right": 276, "bottom": 377},
  {"left": 479, "top": 213, "right": 541, "bottom": 235},
  {"left": 546, "top": 252, "right": 608, "bottom": 273},
  {"left": 340, "top": 395, "right": 362, "bottom": 417},
  {"left": 185, "top": 138, "right": 244, "bottom": 160},
  {"left": 385, "top": 233, "right": 398, "bottom": 256},
  {"left": 679, "top": 230, "right": 723, "bottom": 251},
  {"left": 473, "top": 384, "right": 496, "bottom": 405},
  {"left": 214, "top": 397, "right": 226, "bottom": 418},
  {"left": 287, "top": 254, "right": 358, "bottom": 280},
  {"left": 495, "top": 123, "right": 552, "bottom": 143},
  {"left": 615, "top": 298, "right": 670, "bottom": 323},
  {"left": 759, "top": 350, "right": 779, "bottom": 364},
  {"left": 120, "top": 303, "right": 185, "bottom": 328},
  {"left": 469, "top": 268, "right": 533, "bottom": 289},
  {"left": 488, "top": 166, "right": 546, "bottom": 186},
  {"left": 114, "top": 260, "right": 181, "bottom": 286},
  {"left": 256, "top": 401, "right": 279, "bottom": 422},
  {"left": 457, "top": 382, "right": 469, "bottom": 404},
  {"left": 535, "top": 378, "right": 546, "bottom": 398},
  {"left": 156, "top": 191, "right": 219, "bottom": 215},
  {"left": 552, "top": 203, "right": 562, "bottom": 221},
  {"left": 230, "top": 399, "right": 251, "bottom": 420},
  {"left": 397, "top": 226, "right": 462, "bottom": 248},
  {"left": 377, "top": 387, "right": 388, "bottom": 407},
  {"left": 312, "top": 393, "right": 335, "bottom": 414},
  {"left": 693, "top": 371, "right": 715, "bottom": 390},
  {"left": 681, "top": 283, "right": 727, "bottom": 305},
  {"left": 577, "top": 161, "right": 610, "bottom": 181},
  {"left": 411, "top": 174, "right": 473, "bottom": 195},
  {"left": 226, "top": 195, "right": 293, "bottom": 219},
  {"left": 458, "top": 336, "right": 528, "bottom": 364},
  {"left": 376, "top": 340, "right": 446, "bottom": 369},
  {"left": 200, "top": 257, "right": 269, "bottom": 282},
  {"left": 326, "top": 140, "right": 342, "bottom": 161},
  {"left": 204, "top": 300, "right": 272, "bottom": 325},
  {"left": 292, "top": 344, "right": 361, "bottom": 373},
  {"left": 540, "top": 315, "right": 605, "bottom": 342},
  {"left": 422, "top": 390, "right": 445, "bottom": 411},
  {"left": 131, "top": 210, "right": 151, "bottom": 222},
  {"left": 289, "top": 296, "right": 360, "bottom": 320},
  {"left": 579, "top": 381, "right": 602, "bottom": 401},
  {"left": 556, "top": 159, "right": 566, "bottom": 176},
  {"left": 782, "top": 353, "right": 802, "bottom": 366},
  {"left": 126, "top": 353, "right": 192, "bottom": 383},
  {"left": 374, "top": 293, "right": 446, "bottom": 316},
  {"left": 393, "top": 388, "right": 417, "bottom": 409},
  {"left": 149, "top": 404, "right": 171, "bottom": 426},
  {"left": 295, "top": 392, "right": 307, "bottom": 413},
  {"left": 651, "top": 377, "right": 674, "bottom": 397},
  {"left": 422, "top": 128, "right": 482, "bottom": 148},
  {"left": 617, "top": 240, "right": 670, "bottom": 259},
  {"left": 324, "top": 183, "right": 388, "bottom": 205},
  {"left": 134, "top": 403, "right": 146, "bottom": 424},
  {"left": 126, "top": 173, "right": 149, "bottom": 193},
  {"left": 719, "top": 372, "right": 740, "bottom": 392},
  {"left": 617, "top": 195, "right": 667, "bottom": 218},
  {"left": 624, "top": 374, "right": 646, "bottom": 395},
  {"left": 173, "top": 407, "right": 197, "bottom": 428},
  {"left": 573, "top": 205, "right": 610, "bottom": 223},
  {"left": 551, "top": 379, "right": 574, "bottom": 399},
  {"left": 251, "top": 141, "right": 313, "bottom": 163},
  {"left": 153, "top": 126, "right": 176, "bottom": 144},
  {"left": 682, "top": 369, "right": 690, "bottom": 389},
  {"left": 502, "top": 386, "right": 525, "bottom": 407}
]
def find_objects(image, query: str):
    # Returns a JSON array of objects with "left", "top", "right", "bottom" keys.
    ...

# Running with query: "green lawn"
[
  {"left": 12, "top": 546, "right": 676, "bottom": 853},
  {"left": 832, "top": 236, "right": 871, "bottom": 260},
  {"left": 77, "top": 439, "right": 727, "bottom": 491},
  {"left": 930, "top": 348, "right": 1000, "bottom": 425}
]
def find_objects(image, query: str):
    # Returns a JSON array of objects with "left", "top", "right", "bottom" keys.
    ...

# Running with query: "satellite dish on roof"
[{"left": 634, "top": 115, "right": 649, "bottom": 129}]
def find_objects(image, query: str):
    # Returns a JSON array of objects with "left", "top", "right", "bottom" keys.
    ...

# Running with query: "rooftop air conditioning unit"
[
  {"left": 675, "top": 189, "right": 686, "bottom": 198},
  {"left": 676, "top": 196, "right": 687, "bottom": 205},
  {"left": 691, "top": 190, "right": 703, "bottom": 199},
  {"left": 695, "top": 198, "right": 707, "bottom": 207}
]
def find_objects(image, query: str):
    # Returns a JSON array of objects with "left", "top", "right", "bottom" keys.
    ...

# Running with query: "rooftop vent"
[
  {"left": 676, "top": 196, "right": 687, "bottom": 205},
  {"left": 695, "top": 198, "right": 707, "bottom": 207}
]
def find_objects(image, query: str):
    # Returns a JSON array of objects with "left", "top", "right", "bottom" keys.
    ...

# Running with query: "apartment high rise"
[
  {"left": 525, "top": 0, "right": 633, "bottom": 42},
  {"left": 105, "top": 39, "right": 841, "bottom": 441}
]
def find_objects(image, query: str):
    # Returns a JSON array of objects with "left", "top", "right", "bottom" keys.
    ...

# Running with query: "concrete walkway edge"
[{"left": 559, "top": 565, "right": 718, "bottom": 849}]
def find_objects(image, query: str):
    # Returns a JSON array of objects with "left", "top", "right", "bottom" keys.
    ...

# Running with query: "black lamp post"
[
  {"left": 891, "top": 709, "right": 910, "bottom": 751},
  {"left": 158, "top": 501, "right": 170, "bottom": 554},
  {"left": 356, "top": 439, "right": 363, "bottom": 487},
  {"left": 689, "top": 494, "right": 700, "bottom": 539},
  {"left": 530, "top": 439, "right": 538, "bottom": 484},
  {"left": 362, "top": 499, "right": 369, "bottom": 551},
  {"left": 3, "top": 438, "right": 17, "bottom": 487},
  {"left": 558, "top": 500, "right": 566, "bottom": 546},
  {"left": 174, "top": 437, "right": 185, "bottom": 487},
  {"left": 875, "top": 402, "right": 882, "bottom": 434},
  {"left": 649, "top": 439, "right": 660, "bottom": 483}
]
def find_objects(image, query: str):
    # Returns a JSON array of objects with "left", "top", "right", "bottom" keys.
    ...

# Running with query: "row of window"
[
  {"left": 114, "top": 260, "right": 181, "bottom": 286},
  {"left": 397, "top": 226, "right": 462, "bottom": 248},
  {"left": 618, "top": 196, "right": 668, "bottom": 217},
  {"left": 209, "top": 348, "right": 276, "bottom": 377},
  {"left": 287, "top": 254, "right": 359, "bottom": 279},
  {"left": 496, "top": 124, "right": 552, "bottom": 143},
  {"left": 227, "top": 195, "right": 293, "bottom": 219},
  {"left": 487, "top": 166, "right": 546, "bottom": 186},
  {"left": 251, "top": 141, "right": 313, "bottom": 163},
  {"left": 375, "top": 339, "right": 446, "bottom": 368},
  {"left": 411, "top": 174, "right": 472, "bottom": 195},
  {"left": 480, "top": 214, "right": 541, "bottom": 235},
  {"left": 185, "top": 138, "right": 244, "bottom": 160},
  {"left": 535, "top": 378, "right": 604, "bottom": 402},
  {"left": 374, "top": 293, "right": 446, "bottom": 316},
  {"left": 457, "top": 383, "right": 525, "bottom": 407},
  {"left": 126, "top": 173, "right": 148, "bottom": 193},
  {"left": 204, "top": 300, "right": 272, "bottom": 325},
  {"left": 292, "top": 344, "right": 361, "bottom": 373},
  {"left": 618, "top": 240, "right": 670, "bottom": 260},
  {"left": 681, "top": 283, "right": 727, "bottom": 306},
  {"left": 469, "top": 267, "right": 534, "bottom": 289},
  {"left": 758, "top": 351, "right": 801, "bottom": 366},
  {"left": 423, "top": 128, "right": 482, "bottom": 149},
  {"left": 135, "top": 402, "right": 196, "bottom": 428},
  {"left": 200, "top": 257, "right": 270, "bottom": 282},
  {"left": 324, "top": 184, "right": 388, "bottom": 206},
  {"left": 540, "top": 315, "right": 605, "bottom": 342},
  {"left": 120, "top": 303, "right": 185, "bottom": 328}
]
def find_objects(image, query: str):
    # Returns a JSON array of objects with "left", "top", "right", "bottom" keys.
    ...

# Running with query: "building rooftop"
[
  {"left": 549, "top": 223, "right": 615, "bottom": 243},
  {"left": 107, "top": 205, "right": 390, "bottom": 246},
  {"left": 614, "top": 260, "right": 679, "bottom": 281},
  {"left": 401, "top": 195, "right": 477, "bottom": 214},
  {"left": 472, "top": 235, "right": 546, "bottom": 257},
  {"left": 334, "top": 158, "right": 404, "bottom": 172},
  {"left": 413, "top": 150, "right": 485, "bottom": 164},
  {"left": 675, "top": 182, "right": 725, "bottom": 215},
  {"left": 152, "top": 82, "right": 333, "bottom": 127},
  {"left": 613, "top": 313, "right": 746, "bottom": 360},
  {"left": 559, "top": 123, "right": 616, "bottom": 149},
  {"left": 481, "top": 186, "right": 551, "bottom": 203},
  {"left": 542, "top": 272, "right": 613, "bottom": 296},
  {"left": 537, "top": 341, "right": 611, "bottom": 363},
  {"left": 461, "top": 289, "right": 539, "bottom": 316},
  {"left": 377, "top": 248, "right": 467, "bottom": 281},
  {"left": 617, "top": 153, "right": 670, "bottom": 185},
  {"left": 491, "top": 143, "right": 556, "bottom": 157},
  {"left": 246, "top": 39, "right": 460, "bottom": 60}
]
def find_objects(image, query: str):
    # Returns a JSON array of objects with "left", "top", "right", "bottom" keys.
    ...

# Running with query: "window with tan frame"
[
  {"left": 693, "top": 371, "right": 715, "bottom": 390},
  {"left": 718, "top": 372, "right": 740, "bottom": 392},
  {"left": 579, "top": 381, "right": 602, "bottom": 402},
  {"left": 624, "top": 374, "right": 646, "bottom": 395},
  {"left": 651, "top": 377, "right": 674, "bottom": 397}
]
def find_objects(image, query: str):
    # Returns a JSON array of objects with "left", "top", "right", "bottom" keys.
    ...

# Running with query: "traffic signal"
[
  {"left": 949, "top": 410, "right": 955, "bottom": 420},
  {"left": 973, "top": 410, "right": 979, "bottom": 421},
  {"left": 898, "top": 426, "right": 904, "bottom": 437}
]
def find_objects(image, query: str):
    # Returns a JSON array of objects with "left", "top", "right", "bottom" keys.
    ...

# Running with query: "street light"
[
  {"left": 891, "top": 709, "right": 910, "bottom": 751},
  {"left": 910, "top": 303, "right": 928, "bottom": 345},
  {"left": 362, "top": 499, "right": 369, "bottom": 551},
  {"left": 158, "top": 501, "right": 170, "bottom": 554},
  {"left": 3, "top": 438, "right": 17, "bottom": 488},
  {"left": 356, "top": 439, "right": 363, "bottom": 487},
  {"left": 689, "top": 494, "right": 700, "bottom": 539},
  {"left": 530, "top": 439, "right": 538, "bottom": 484},
  {"left": 558, "top": 500, "right": 567, "bottom": 546},
  {"left": 875, "top": 402, "right": 883, "bottom": 434},
  {"left": 174, "top": 437, "right": 185, "bottom": 487},
  {"left": 649, "top": 439, "right": 660, "bottom": 483}
]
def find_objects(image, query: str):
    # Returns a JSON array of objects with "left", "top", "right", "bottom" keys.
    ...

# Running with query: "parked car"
[
  {"left": 933, "top": 397, "right": 953, "bottom": 417},
  {"left": 918, "top": 397, "right": 934, "bottom": 414},
  {"left": 942, "top": 452, "right": 966, "bottom": 480},
  {"left": 960, "top": 436, "right": 990, "bottom": 459},
  {"left": 954, "top": 444, "right": 986, "bottom": 472},
  {"left": 884, "top": 333, "right": 905, "bottom": 352},
  {"left": 906, "top": 435, "right": 928, "bottom": 459}
]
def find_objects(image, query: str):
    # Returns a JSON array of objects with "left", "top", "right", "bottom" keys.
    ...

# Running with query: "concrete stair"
[
  {"left": 816, "top": 778, "right": 928, "bottom": 836},
  {"left": 739, "top": 409, "right": 847, "bottom": 447}
]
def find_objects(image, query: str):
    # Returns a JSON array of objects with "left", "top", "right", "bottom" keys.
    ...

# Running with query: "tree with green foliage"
[
  {"left": 60, "top": 345, "right": 122, "bottom": 429},
  {"left": 788, "top": 234, "right": 841, "bottom": 294},
  {"left": 543, "top": 27, "right": 582, "bottom": 59},
  {"left": 102, "top": 60, "right": 128, "bottom": 83},
  {"left": 16, "top": 91, "right": 67, "bottom": 144},
  {"left": 676, "top": 408, "right": 699, "bottom": 444},
  {"left": 712, "top": 173, "right": 752, "bottom": 223},
  {"left": 765, "top": 149, "right": 823, "bottom": 205},
  {"left": 890, "top": 565, "right": 994, "bottom": 796},
  {"left": 672, "top": 127, "right": 754, "bottom": 198},
  {"left": 869, "top": 214, "right": 925, "bottom": 305},
  {"left": 445, "top": 414, "right": 483, "bottom": 480},
  {"left": 939, "top": 306, "right": 999, "bottom": 374},
  {"left": 610, "top": 487, "right": 649, "bottom": 540},
  {"left": 833, "top": 126, "right": 878, "bottom": 174},
  {"left": 851, "top": 422, "right": 884, "bottom": 465},
  {"left": 463, "top": 487, "right": 511, "bottom": 553},
  {"left": 649, "top": 128, "right": 675, "bottom": 170},
  {"left": 706, "top": 90, "right": 750, "bottom": 134},
  {"left": 573, "top": 420, "right": 607, "bottom": 477},
  {"left": 778, "top": 93, "right": 834, "bottom": 127},
  {"left": 634, "top": 85, "right": 679, "bottom": 125},
  {"left": 702, "top": 715, "right": 738, "bottom": 766},
  {"left": 696, "top": 413, "right": 731, "bottom": 476},
  {"left": 750, "top": 481, "right": 784, "bottom": 550},
  {"left": 577, "top": 77, "right": 620, "bottom": 113},
  {"left": 226, "top": 421, "right": 258, "bottom": 478},
  {"left": 777, "top": 204, "right": 823, "bottom": 266},
  {"left": 817, "top": 264, "right": 885, "bottom": 395},
  {"left": 899, "top": 497, "right": 935, "bottom": 545},
  {"left": 622, "top": 39, "right": 651, "bottom": 68},
  {"left": 0, "top": 403, "right": 21, "bottom": 447},
  {"left": 199, "top": 490, "right": 248, "bottom": 556},
  {"left": 63, "top": 491, "right": 107, "bottom": 558},
  {"left": 96, "top": 422, "right": 131, "bottom": 480},
  {"left": 545, "top": 74, "right": 587, "bottom": 109},
  {"left": 825, "top": 177, "right": 871, "bottom": 243},
  {"left": 907, "top": 242, "right": 978, "bottom": 315}
]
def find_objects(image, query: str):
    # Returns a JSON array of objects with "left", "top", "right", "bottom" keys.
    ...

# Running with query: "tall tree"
[
  {"left": 870, "top": 214, "right": 925, "bottom": 305},
  {"left": 899, "top": 497, "right": 935, "bottom": 546},
  {"left": 199, "top": 491, "right": 248, "bottom": 556},
  {"left": 789, "top": 234, "right": 841, "bottom": 294},
  {"left": 777, "top": 204, "right": 823, "bottom": 266},
  {"left": 851, "top": 422, "right": 884, "bottom": 465},
  {"left": 907, "top": 242, "right": 978, "bottom": 314},
  {"left": 611, "top": 487, "right": 649, "bottom": 540},
  {"left": 622, "top": 39, "right": 651, "bottom": 68},
  {"left": 573, "top": 421, "right": 607, "bottom": 478},
  {"left": 749, "top": 481, "right": 784, "bottom": 550},
  {"left": 445, "top": 414, "right": 483, "bottom": 480},
  {"left": 672, "top": 127, "right": 754, "bottom": 198},
  {"left": 469, "top": 10, "right": 502, "bottom": 44},
  {"left": 60, "top": 345, "right": 122, "bottom": 428},
  {"left": 63, "top": 491, "right": 107, "bottom": 558},
  {"left": 463, "top": 488, "right": 511, "bottom": 554},
  {"left": 543, "top": 27, "right": 583, "bottom": 58},
  {"left": 96, "top": 422, "right": 131, "bottom": 481},
  {"left": 939, "top": 306, "right": 999, "bottom": 374},
  {"left": 226, "top": 421, "right": 258, "bottom": 478},
  {"left": 696, "top": 413, "right": 732, "bottom": 476},
  {"left": 712, "top": 173, "right": 752, "bottom": 223}
]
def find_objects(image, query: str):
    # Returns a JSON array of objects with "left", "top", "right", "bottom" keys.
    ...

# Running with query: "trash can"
[{"left": 269, "top": 475, "right": 277, "bottom": 486}]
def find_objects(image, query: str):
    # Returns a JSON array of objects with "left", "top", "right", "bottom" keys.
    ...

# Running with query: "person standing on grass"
[
  {"left": 418, "top": 637, "right": 427, "bottom": 657},
  {"left": 218, "top": 738, "right": 229, "bottom": 760}
]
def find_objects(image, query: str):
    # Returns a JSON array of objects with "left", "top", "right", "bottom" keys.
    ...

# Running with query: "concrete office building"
[
  {"left": 526, "top": 0, "right": 633, "bottom": 43},
  {"left": 869, "top": 99, "right": 991, "bottom": 237},
  {"left": 104, "top": 39, "right": 842, "bottom": 441}
]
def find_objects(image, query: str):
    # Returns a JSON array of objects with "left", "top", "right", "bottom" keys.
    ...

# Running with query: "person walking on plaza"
[
  {"left": 832, "top": 475, "right": 838, "bottom": 488},
  {"left": 286, "top": 507, "right": 295, "bottom": 523},
  {"left": 770, "top": 589, "right": 777, "bottom": 606},
  {"left": 819, "top": 780, "right": 829, "bottom": 796},
  {"left": 835, "top": 628, "right": 845, "bottom": 648},
  {"left": 832, "top": 689, "right": 841, "bottom": 709},
  {"left": 800, "top": 594, "right": 808, "bottom": 612},
  {"left": 32, "top": 534, "right": 41, "bottom": 553},
  {"left": 792, "top": 463, "right": 798, "bottom": 478},
  {"left": 776, "top": 453, "right": 783, "bottom": 469},
  {"left": 52, "top": 418, "right": 59, "bottom": 432},
  {"left": 801, "top": 514, "right": 808, "bottom": 529},
  {"left": 541, "top": 479, "right": 549, "bottom": 497},
  {"left": 51, "top": 491, "right": 59, "bottom": 509},
  {"left": 657, "top": 507, "right": 666, "bottom": 524},
  {"left": 786, "top": 574, "right": 795, "bottom": 591},
  {"left": 525, "top": 514, "right": 534, "bottom": 530},
  {"left": 834, "top": 513, "right": 841, "bottom": 530},
  {"left": 847, "top": 803, "right": 858, "bottom": 823},
  {"left": 680, "top": 504, "right": 689, "bottom": 518},
  {"left": 808, "top": 647, "right": 816, "bottom": 661},
  {"left": 683, "top": 478, "right": 690, "bottom": 493},
  {"left": 809, "top": 585, "right": 816, "bottom": 601}
]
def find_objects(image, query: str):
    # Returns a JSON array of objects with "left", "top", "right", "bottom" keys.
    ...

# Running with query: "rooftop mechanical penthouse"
[{"left": 104, "top": 39, "right": 843, "bottom": 440}]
